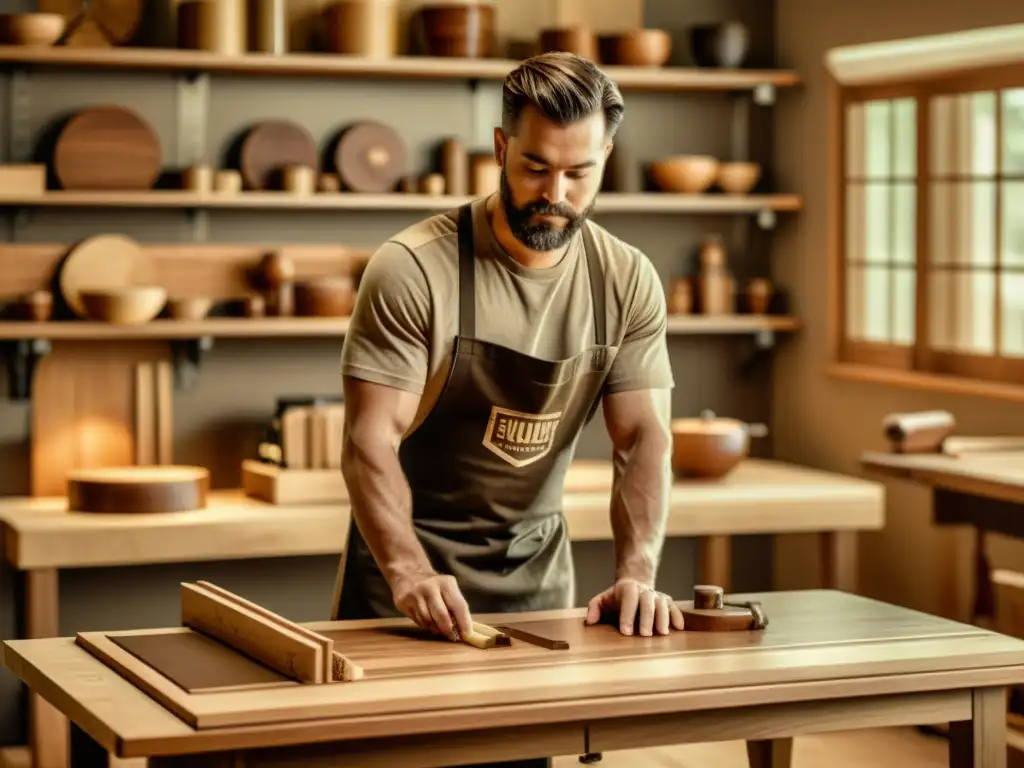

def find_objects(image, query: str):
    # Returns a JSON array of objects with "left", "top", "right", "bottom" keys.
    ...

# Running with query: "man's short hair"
[{"left": 501, "top": 52, "right": 625, "bottom": 139}]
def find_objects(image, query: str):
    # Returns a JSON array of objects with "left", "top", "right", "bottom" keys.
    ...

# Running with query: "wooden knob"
[
  {"left": 260, "top": 252, "right": 294, "bottom": 288},
  {"left": 694, "top": 585, "right": 724, "bottom": 609}
]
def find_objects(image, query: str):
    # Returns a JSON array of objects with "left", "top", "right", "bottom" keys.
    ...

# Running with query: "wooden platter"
[
  {"left": 239, "top": 120, "right": 318, "bottom": 190},
  {"left": 334, "top": 120, "right": 407, "bottom": 193},
  {"left": 52, "top": 106, "right": 161, "bottom": 190},
  {"left": 67, "top": 466, "right": 209, "bottom": 514}
]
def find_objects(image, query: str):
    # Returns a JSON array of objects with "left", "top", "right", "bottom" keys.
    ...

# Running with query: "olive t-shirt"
[{"left": 340, "top": 196, "right": 674, "bottom": 427}]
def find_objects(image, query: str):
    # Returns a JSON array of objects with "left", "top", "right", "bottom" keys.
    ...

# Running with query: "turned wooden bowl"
[
  {"left": 166, "top": 297, "right": 213, "bottom": 320},
  {"left": 671, "top": 410, "right": 768, "bottom": 479},
  {"left": 79, "top": 286, "right": 167, "bottom": 325},
  {"left": 294, "top": 276, "right": 356, "bottom": 317},
  {"left": 0, "top": 13, "right": 65, "bottom": 46},
  {"left": 418, "top": 3, "right": 495, "bottom": 58},
  {"left": 597, "top": 29, "right": 671, "bottom": 67},
  {"left": 717, "top": 161, "right": 761, "bottom": 194},
  {"left": 649, "top": 155, "right": 720, "bottom": 194},
  {"left": 539, "top": 27, "right": 597, "bottom": 60}
]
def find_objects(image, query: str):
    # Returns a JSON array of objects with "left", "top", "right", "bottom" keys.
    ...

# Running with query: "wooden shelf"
[
  {"left": 0, "top": 315, "right": 801, "bottom": 341},
  {"left": 0, "top": 45, "right": 800, "bottom": 92},
  {"left": 0, "top": 191, "right": 803, "bottom": 215}
]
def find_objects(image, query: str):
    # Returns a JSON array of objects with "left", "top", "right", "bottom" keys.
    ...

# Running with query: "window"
[{"left": 826, "top": 25, "right": 1024, "bottom": 395}]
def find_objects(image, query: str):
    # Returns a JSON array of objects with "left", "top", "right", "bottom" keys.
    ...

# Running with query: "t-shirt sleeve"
[
  {"left": 340, "top": 241, "right": 431, "bottom": 394},
  {"left": 604, "top": 252, "right": 675, "bottom": 394}
]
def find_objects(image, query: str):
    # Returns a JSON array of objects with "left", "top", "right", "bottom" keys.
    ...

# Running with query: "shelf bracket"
[
  {"left": 170, "top": 336, "right": 213, "bottom": 391},
  {"left": 756, "top": 208, "right": 777, "bottom": 230},
  {"left": 752, "top": 83, "right": 776, "bottom": 107},
  {"left": 2, "top": 338, "right": 50, "bottom": 402},
  {"left": 738, "top": 329, "right": 777, "bottom": 376}
]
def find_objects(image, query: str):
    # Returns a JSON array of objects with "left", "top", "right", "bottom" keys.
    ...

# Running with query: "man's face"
[{"left": 496, "top": 105, "right": 611, "bottom": 252}]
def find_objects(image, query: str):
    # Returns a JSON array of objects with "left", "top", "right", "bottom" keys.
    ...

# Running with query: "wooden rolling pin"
[{"left": 882, "top": 410, "right": 956, "bottom": 453}]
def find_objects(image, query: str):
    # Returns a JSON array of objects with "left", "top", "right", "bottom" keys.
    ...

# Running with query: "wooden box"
[{"left": 241, "top": 459, "right": 348, "bottom": 505}]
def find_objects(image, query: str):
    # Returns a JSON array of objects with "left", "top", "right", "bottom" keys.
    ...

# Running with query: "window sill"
[{"left": 826, "top": 362, "right": 1024, "bottom": 403}]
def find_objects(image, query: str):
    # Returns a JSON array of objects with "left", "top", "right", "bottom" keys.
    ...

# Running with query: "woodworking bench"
[{"left": 0, "top": 458, "right": 885, "bottom": 768}]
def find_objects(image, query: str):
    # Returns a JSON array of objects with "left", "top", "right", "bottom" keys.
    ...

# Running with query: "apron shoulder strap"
[
  {"left": 581, "top": 223, "right": 607, "bottom": 347},
  {"left": 457, "top": 203, "right": 476, "bottom": 338}
]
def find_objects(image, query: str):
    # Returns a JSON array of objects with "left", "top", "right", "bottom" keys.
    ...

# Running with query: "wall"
[
  {"left": 0, "top": 0, "right": 781, "bottom": 744},
  {"left": 771, "top": 0, "right": 1024, "bottom": 613}
]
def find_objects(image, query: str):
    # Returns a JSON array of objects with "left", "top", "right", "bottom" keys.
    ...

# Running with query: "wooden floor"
[{"left": 553, "top": 727, "right": 949, "bottom": 767}]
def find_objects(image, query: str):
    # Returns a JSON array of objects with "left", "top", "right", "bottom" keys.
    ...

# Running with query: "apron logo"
[{"left": 482, "top": 406, "right": 562, "bottom": 468}]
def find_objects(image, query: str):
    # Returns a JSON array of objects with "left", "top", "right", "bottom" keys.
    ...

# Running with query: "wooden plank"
[
  {"left": 0, "top": 460, "right": 886, "bottom": 570},
  {"left": 193, "top": 581, "right": 362, "bottom": 682},
  {"left": 0, "top": 315, "right": 802, "bottom": 341},
  {"left": 0, "top": 46, "right": 802, "bottom": 91},
  {"left": 0, "top": 191, "right": 803, "bottom": 214},
  {"left": 180, "top": 583, "right": 324, "bottom": 684}
]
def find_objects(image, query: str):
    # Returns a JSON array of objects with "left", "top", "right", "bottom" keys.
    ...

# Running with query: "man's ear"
[
  {"left": 604, "top": 140, "right": 614, "bottom": 159},
  {"left": 494, "top": 127, "right": 507, "bottom": 166}
]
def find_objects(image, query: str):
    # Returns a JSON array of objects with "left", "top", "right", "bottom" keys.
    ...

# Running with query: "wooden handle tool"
[
  {"left": 594, "top": 584, "right": 769, "bottom": 632},
  {"left": 182, "top": 581, "right": 363, "bottom": 683},
  {"left": 459, "top": 621, "right": 511, "bottom": 649}
]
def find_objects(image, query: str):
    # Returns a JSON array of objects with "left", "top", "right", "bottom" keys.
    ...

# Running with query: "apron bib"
[{"left": 332, "top": 202, "right": 617, "bottom": 620}]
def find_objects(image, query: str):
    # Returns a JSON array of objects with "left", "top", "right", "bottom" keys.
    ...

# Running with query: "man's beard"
[{"left": 499, "top": 167, "right": 596, "bottom": 252}]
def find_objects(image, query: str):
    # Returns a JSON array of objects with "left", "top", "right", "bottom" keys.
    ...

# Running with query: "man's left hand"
[{"left": 584, "top": 578, "right": 685, "bottom": 636}]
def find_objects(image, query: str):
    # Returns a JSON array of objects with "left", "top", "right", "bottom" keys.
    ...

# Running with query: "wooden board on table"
[
  {"left": 68, "top": 590, "right": 1005, "bottom": 732},
  {"left": 240, "top": 458, "right": 613, "bottom": 505}
]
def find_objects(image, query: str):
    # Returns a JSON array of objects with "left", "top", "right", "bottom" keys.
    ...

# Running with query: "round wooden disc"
[
  {"left": 67, "top": 466, "right": 210, "bottom": 514},
  {"left": 53, "top": 106, "right": 162, "bottom": 190},
  {"left": 679, "top": 605, "right": 755, "bottom": 632},
  {"left": 334, "top": 121, "right": 407, "bottom": 193},
  {"left": 239, "top": 120, "right": 319, "bottom": 191},
  {"left": 59, "top": 234, "right": 156, "bottom": 318}
]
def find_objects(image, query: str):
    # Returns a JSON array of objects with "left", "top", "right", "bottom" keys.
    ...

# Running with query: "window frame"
[{"left": 825, "top": 25, "right": 1024, "bottom": 401}]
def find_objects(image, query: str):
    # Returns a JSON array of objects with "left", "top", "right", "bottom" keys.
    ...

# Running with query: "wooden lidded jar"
[{"left": 667, "top": 278, "right": 692, "bottom": 315}]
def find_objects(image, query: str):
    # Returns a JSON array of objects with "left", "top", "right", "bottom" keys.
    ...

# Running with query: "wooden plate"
[
  {"left": 52, "top": 106, "right": 162, "bottom": 190},
  {"left": 67, "top": 466, "right": 210, "bottom": 514},
  {"left": 59, "top": 234, "right": 156, "bottom": 318},
  {"left": 239, "top": 120, "right": 319, "bottom": 191},
  {"left": 39, "top": 0, "right": 142, "bottom": 45},
  {"left": 333, "top": 120, "right": 407, "bottom": 193}
]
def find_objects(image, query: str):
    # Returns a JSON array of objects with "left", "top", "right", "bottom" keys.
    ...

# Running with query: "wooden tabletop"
[
  {"left": 862, "top": 450, "right": 1024, "bottom": 503},
  {"left": 4, "top": 589, "right": 1023, "bottom": 759},
  {"left": 0, "top": 459, "right": 884, "bottom": 570}
]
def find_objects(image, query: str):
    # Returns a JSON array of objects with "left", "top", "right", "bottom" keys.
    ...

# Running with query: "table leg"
[
  {"left": 949, "top": 687, "right": 1007, "bottom": 767},
  {"left": 25, "top": 569, "right": 68, "bottom": 768},
  {"left": 820, "top": 531, "right": 858, "bottom": 592},
  {"left": 698, "top": 536, "right": 731, "bottom": 590},
  {"left": 746, "top": 738, "right": 793, "bottom": 768}
]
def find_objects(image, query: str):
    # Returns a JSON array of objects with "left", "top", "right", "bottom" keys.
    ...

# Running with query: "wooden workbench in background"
[{"left": 0, "top": 458, "right": 884, "bottom": 768}]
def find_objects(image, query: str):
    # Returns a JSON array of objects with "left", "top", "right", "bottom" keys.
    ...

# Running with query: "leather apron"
[{"left": 332, "top": 202, "right": 618, "bottom": 621}]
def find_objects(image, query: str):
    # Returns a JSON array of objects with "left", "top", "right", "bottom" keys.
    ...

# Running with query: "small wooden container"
[
  {"left": 283, "top": 165, "right": 315, "bottom": 195},
  {"left": 420, "top": 173, "right": 445, "bottom": 196},
  {"left": 668, "top": 278, "right": 692, "bottom": 315},
  {"left": 178, "top": 0, "right": 246, "bottom": 55},
  {"left": 470, "top": 152, "right": 500, "bottom": 196},
  {"left": 214, "top": 170, "right": 242, "bottom": 194},
  {"left": 294, "top": 276, "right": 356, "bottom": 317},
  {"left": 440, "top": 137, "right": 467, "bottom": 195},
  {"left": 182, "top": 164, "right": 212, "bottom": 193}
]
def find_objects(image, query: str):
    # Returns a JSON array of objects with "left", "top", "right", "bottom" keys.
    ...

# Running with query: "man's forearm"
[
  {"left": 341, "top": 435, "right": 434, "bottom": 588},
  {"left": 609, "top": 431, "right": 671, "bottom": 586}
]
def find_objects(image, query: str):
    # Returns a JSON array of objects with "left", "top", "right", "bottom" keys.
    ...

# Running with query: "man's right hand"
[{"left": 392, "top": 572, "right": 473, "bottom": 642}]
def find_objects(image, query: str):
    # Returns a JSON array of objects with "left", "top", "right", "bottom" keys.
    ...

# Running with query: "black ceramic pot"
[{"left": 689, "top": 22, "right": 750, "bottom": 68}]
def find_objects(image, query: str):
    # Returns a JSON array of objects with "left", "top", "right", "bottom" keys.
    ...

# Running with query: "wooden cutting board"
[
  {"left": 333, "top": 120, "right": 407, "bottom": 193},
  {"left": 239, "top": 120, "right": 319, "bottom": 190},
  {"left": 52, "top": 106, "right": 162, "bottom": 190}
]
